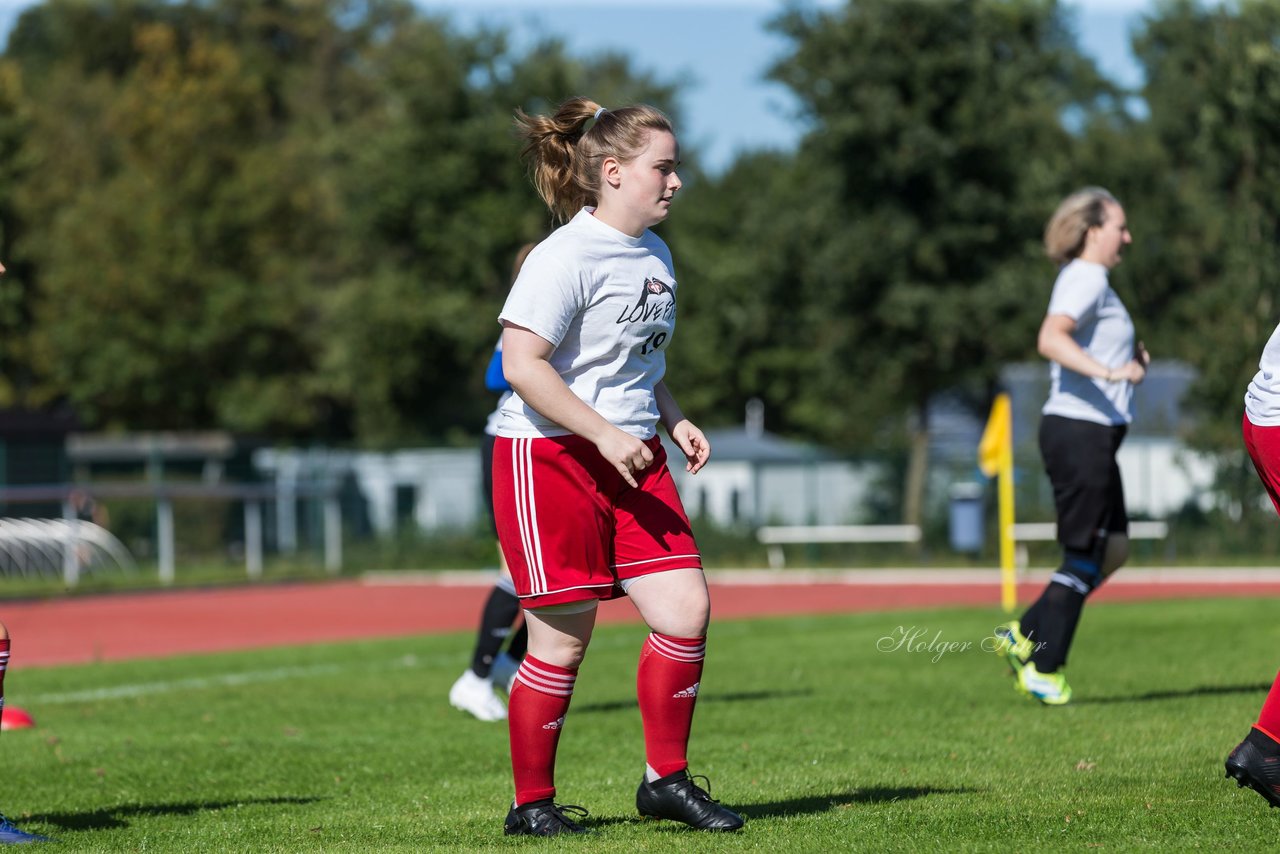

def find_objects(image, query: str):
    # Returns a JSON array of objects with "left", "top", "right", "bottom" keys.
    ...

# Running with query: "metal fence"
[{"left": 0, "top": 482, "right": 342, "bottom": 586}]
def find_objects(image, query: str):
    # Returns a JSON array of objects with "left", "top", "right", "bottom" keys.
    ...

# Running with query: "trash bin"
[{"left": 949, "top": 482, "right": 984, "bottom": 553}]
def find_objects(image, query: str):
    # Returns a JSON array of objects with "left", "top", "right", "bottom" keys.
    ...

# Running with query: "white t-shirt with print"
[
  {"left": 496, "top": 208, "right": 678, "bottom": 439},
  {"left": 1040, "top": 259, "right": 1136, "bottom": 426},
  {"left": 1245, "top": 322, "right": 1280, "bottom": 425}
]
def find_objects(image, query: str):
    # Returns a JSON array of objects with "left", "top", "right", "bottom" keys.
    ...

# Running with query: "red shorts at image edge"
[
  {"left": 492, "top": 434, "right": 702, "bottom": 608},
  {"left": 1243, "top": 412, "right": 1280, "bottom": 517}
]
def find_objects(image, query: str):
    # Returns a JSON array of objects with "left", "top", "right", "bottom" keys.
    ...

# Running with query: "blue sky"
[
  {"left": 0, "top": 0, "right": 1157, "bottom": 173},
  {"left": 427, "top": 0, "right": 1156, "bottom": 173}
]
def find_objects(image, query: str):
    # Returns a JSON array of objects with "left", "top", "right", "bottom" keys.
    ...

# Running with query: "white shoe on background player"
[{"left": 449, "top": 669, "right": 507, "bottom": 722}]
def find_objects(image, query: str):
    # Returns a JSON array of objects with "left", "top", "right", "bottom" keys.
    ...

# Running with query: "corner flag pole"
[{"left": 977, "top": 393, "right": 1017, "bottom": 613}]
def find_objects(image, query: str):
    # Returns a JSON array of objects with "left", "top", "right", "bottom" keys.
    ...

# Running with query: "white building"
[
  {"left": 253, "top": 425, "right": 888, "bottom": 535},
  {"left": 252, "top": 361, "right": 1220, "bottom": 539}
]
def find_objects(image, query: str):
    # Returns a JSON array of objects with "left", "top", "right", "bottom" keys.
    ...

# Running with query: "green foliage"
[
  {"left": 0, "top": 59, "right": 35, "bottom": 408},
  {"left": 8, "top": 599, "right": 1280, "bottom": 849},
  {"left": 746, "top": 0, "right": 1110, "bottom": 448},
  {"left": 0, "top": 0, "right": 679, "bottom": 442},
  {"left": 1130, "top": 0, "right": 1280, "bottom": 450},
  {"left": 673, "top": 0, "right": 1280, "bottom": 468},
  {"left": 666, "top": 152, "right": 837, "bottom": 436},
  {"left": 0, "top": 0, "right": 1275, "bottom": 471}
]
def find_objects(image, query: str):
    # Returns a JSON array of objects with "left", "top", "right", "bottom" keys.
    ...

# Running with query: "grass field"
[{"left": 5, "top": 597, "right": 1280, "bottom": 851}]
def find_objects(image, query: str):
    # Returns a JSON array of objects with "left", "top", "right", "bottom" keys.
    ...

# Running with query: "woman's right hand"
[
  {"left": 1117, "top": 340, "right": 1150, "bottom": 384},
  {"left": 596, "top": 428, "right": 654, "bottom": 488}
]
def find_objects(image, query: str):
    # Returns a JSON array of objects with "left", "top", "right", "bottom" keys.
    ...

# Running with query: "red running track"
[{"left": 5, "top": 573, "right": 1280, "bottom": 668}]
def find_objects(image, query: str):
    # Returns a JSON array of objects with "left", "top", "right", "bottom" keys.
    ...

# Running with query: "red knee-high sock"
[
  {"left": 1254, "top": 669, "right": 1280, "bottom": 743},
  {"left": 508, "top": 655, "right": 577, "bottom": 806},
  {"left": 637, "top": 632, "right": 705, "bottom": 778}
]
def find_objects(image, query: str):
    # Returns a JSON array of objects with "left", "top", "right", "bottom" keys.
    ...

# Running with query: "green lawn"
[{"left": 5, "top": 597, "right": 1278, "bottom": 851}]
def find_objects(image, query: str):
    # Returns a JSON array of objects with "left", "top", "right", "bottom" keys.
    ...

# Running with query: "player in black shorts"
[{"left": 995, "top": 188, "right": 1149, "bottom": 705}]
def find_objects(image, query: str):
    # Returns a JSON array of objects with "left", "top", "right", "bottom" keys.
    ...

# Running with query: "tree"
[
  {"left": 0, "top": 58, "right": 35, "bottom": 409},
  {"left": 316, "top": 20, "right": 682, "bottom": 444},
  {"left": 16, "top": 12, "right": 343, "bottom": 433},
  {"left": 663, "top": 150, "right": 844, "bottom": 437},
  {"left": 2, "top": 0, "right": 682, "bottom": 442},
  {"left": 1131, "top": 0, "right": 1280, "bottom": 451},
  {"left": 750, "top": 0, "right": 1111, "bottom": 525}
]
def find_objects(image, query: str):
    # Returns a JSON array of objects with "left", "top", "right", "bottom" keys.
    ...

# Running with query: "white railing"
[
  {"left": 0, "top": 482, "right": 342, "bottom": 586},
  {"left": 756, "top": 524, "right": 924, "bottom": 569},
  {"left": 1011, "top": 521, "right": 1169, "bottom": 541},
  {"left": 1011, "top": 520, "right": 1169, "bottom": 569}
]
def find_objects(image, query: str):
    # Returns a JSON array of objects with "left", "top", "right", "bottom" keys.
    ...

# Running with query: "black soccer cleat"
[
  {"left": 503, "top": 799, "right": 590, "bottom": 836},
  {"left": 1225, "top": 728, "right": 1280, "bottom": 810},
  {"left": 636, "top": 769, "right": 744, "bottom": 831}
]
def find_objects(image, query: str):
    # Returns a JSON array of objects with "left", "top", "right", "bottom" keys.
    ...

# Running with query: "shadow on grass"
[
  {"left": 573, "top": 689, "right": 812, "bottom": 715},
  {"left": 1076, "top": 682, "right": 1271, "bottom": 705},
  {"left": 28, "top": 796, "right": 325, "bottom": 831},
  {"left": 737, "top": 786, "right": 979, "bottom": 819},
  {"left": 580, "top": 785, "right": 979, "bottom": 829}
]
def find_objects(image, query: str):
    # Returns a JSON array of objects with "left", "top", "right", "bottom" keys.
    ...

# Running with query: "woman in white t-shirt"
[
  {"left": 1224, "top": 323, "right": 1280, "bottom": 808},
  {"left": 995, "top": 187, "right": 1149, "bottom": 706},
  {"left": 492, "top": 97, "right": 742, "bottom": 836}
]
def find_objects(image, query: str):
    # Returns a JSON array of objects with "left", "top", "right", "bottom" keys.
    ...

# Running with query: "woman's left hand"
[{"left": 669, "top": 420, "right": 711, "bottom": 474}]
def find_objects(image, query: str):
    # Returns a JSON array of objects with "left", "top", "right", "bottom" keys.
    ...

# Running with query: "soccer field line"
[
  {"left": 23, "top": 632, "right": 649, "bottom": 705},
  {"left": 26, "top": 654, "right": 436, "bottom": 705}
]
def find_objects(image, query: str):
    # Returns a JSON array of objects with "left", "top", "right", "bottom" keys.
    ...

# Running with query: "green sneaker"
[
  {"left": 994, "top": 620, "right": 1033, "bottom": 676},
  {"left": 1017, "top": 662, "right": 1072, "bottom": 705}
]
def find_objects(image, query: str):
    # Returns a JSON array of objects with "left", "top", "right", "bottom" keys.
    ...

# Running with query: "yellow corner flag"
[
  {"left": 978, "top": 393, "right": 1017, "bottom": 612},
  {"left": 977, "top": 393, "right": 1010, "bottom": 477}
]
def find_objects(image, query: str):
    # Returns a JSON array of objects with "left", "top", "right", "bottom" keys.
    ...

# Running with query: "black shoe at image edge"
[{"left": 1226, "top": 728, "right": 1280, "bottom": 810}]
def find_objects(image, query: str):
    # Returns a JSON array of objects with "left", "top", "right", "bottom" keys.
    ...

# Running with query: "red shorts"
[
  {"left": 492, "top": 434, "right": 702, "bottom": 609},
  {"left": 1244, "top": 412, "right": 1280, "bottom": 517}
]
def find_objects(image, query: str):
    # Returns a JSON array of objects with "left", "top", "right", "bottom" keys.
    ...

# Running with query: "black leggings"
[{"left": 1038, "top": 415, "right": 1128, "bottom": 551}]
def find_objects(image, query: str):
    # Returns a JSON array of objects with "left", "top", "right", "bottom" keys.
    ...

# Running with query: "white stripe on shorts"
[
  {"left": 513, "top": 438, "right": 547, "bottom": 594},
  {"left": 614, "top": 554, "right": 702, "bottom": 570}
]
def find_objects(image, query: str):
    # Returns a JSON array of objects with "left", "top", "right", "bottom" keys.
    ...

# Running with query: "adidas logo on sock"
[
  {"left": 542, "top": 716, "right": 565, "bottom": 730},
  {"left": 672, "top": 682, "right": 700, "bottom": 699}
]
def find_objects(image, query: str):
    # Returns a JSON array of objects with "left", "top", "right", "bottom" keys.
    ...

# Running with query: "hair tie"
[{"left": 593, "top": 107, "right": 607, "bottom": 121}]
